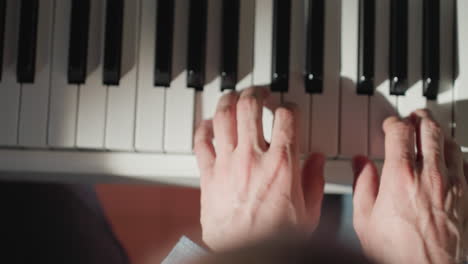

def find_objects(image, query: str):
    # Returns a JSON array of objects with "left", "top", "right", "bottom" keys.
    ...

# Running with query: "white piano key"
[
  {"left": 200, "top": 0, "right": 223, "bottom": 121},
  {"left": 283, "top": 0, "right": 310, "bottom": 154},
  {"left": 48, "top": 0, "right": 78, "bottom": 148},
  {"left": 310, "top": 0, "right": 341, "bottom": 157},
  {"left": 105, "top": 0, "right": 140, "bottom": 150},
  {"left": 0, "top": 0, "right": 20, "bottom": 146},
  {"left": 18, "top": 0, "right": 54, "bottom": 147},
  {"left": 237, "top": 0, "right": 255, "bottom": 91},
  {"left": 455, "top": 0, "right": 468, "bottom": 148},
  {"left": 76, "top": 0, "right": 107, "bottom": 149},
  {"left": 426, "top": 0, "right": 454, "bottom": 135},
  {"left": 339, "top": 0, "right": 369, "bottom": 158},
  {"left": 369, "top": 0, "right": 397, "bottom": 159},
  {"left": 253, "top": 0, "right": 273, "bottom": 87},
  {"left": 164, "top": 0, "right": 195, "bottom": 153},
  {"left": 135, "top": 0, "right": 165, "bottom": 152},
  {"left": 253, "top": 0, "right": 278, "bottom": 143},
  {"left": 397, "top": 0, "right": 425, "bottom": 118}
]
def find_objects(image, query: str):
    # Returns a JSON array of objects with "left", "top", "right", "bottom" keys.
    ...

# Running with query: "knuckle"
[
  {"left": 241, "top": 86, "right": 256, "bottom": 96},
  {"left": 274, "top": 129, "right": 295, "bottom": 147},
  {"left": 383, "top": 116, "right": 400, "bottom": 129},
  {"left": 427, "top": 168, "right": 447, "bottom": 198},
  {"left": 194, "top": 123, "right": 212, "bottom": 149},
  {"left": 271, "top": 146, "right": 291, "bottom": 166},
  {"left": 414, "top": 108, "right": 432, "bottom": 118},
  {"left": 236, "top": 145, "right": 261, "bottom": 162},
  {"left": 194, "top": 137, "right": 208, "bottom": 151},
  {"left": 217, "top": 94, "right": 234, "bottom": 107},
  {"left": 193, "top": 142, "right": 207, "bottom": 156},
  {"left": 398, "top": 162, "right": 415, "bottom": 175}
]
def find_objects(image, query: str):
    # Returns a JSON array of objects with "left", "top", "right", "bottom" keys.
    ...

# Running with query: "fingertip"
[
  {"left": 303, "top": 153, "right": 326, "bottom": 184},
  {"left": 255, "top": 85, "right": 271, "bottom": 98},
  {"left": 270, "top": 105, "right": 299, "bottom": 151},
  {"left": 352, "top": 155, "right": 369, "bottom": 176},
  {"left": 303, "top": 153, "right": 325, "bottom": 170},
  {"left": 412, "top": 108, "right": 434, "bottom": 120},
  {"left": 241, "top": 85, "right": 270, "bottom": 100},
  {"left": 307, "top": 152, "right": 325, "bottom": 167},
  {"left": 352, "top": 155, "right": 367, "bottom": 191},
  {"left": 351, "top": 157, "right": 379, "bottom": 221},
  {"left": 351, "top": 156, "right": 378, "bottom": 192},
  {"left": 382, "top": 115, "right": 400, "bottom": 132},
  {"left": 281, "top": 101, "right": 299, "bottom": 110}
]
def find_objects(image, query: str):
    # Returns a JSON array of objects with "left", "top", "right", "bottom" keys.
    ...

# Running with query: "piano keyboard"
[{"left": 0, "top": 0, "right": 466, "bottom": 194}]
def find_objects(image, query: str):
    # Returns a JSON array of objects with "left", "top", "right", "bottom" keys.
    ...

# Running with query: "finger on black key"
[
  {"left": 214, "top": 92, "right": 238, "bottom": 153},
  {"left": 236, "top": 86, "right": 269, "bottom": 151}
]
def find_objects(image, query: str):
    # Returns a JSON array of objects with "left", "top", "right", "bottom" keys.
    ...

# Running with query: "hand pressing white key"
[
  {"left": 352, "top": 109, "right": 468, "bottom": 264},
  {"left": 194, "top": 86, "right": 325, "bottom": 251}
]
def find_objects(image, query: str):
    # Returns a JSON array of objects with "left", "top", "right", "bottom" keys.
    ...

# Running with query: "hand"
[
  {"left": 352, "top": 109, "right": 468, "bottom": 264},
  {"left": 194, "top": 87, "right": 325, "bottom": 251}
]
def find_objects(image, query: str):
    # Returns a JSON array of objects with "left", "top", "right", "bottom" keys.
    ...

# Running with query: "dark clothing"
[{"left": 0, "top": 182, "right": 129, "bottom": 264}]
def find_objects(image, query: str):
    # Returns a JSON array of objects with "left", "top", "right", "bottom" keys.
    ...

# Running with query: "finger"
[
  {"left": 269, "top": 103, "right": 299, "bottom": 154},
  {"left": 409, "top": 113, "right": 423, "bottom": 162},
  {"left": 383, "top": 116, "right": 416, "bottom": 170},
  {"left": 411, "top": 109, "right": 446, "bottom": 172},
  {"left": 194, "top": 120, "right": 216, "bottom": 175},
  {"left": 444, "top": 138, "right": 465, "bottom": 186},
  {"left": 236, "top": 86, "right": 270, "bottom": 150},
  {"left": 352, "top": 156, "right": 379, "bottom": 230},
  {"left": 213, "top": 92, "right": 238, "bottom": 153},
  {"left": 302, "top": 153, "right": 325, "bottom": 229}
]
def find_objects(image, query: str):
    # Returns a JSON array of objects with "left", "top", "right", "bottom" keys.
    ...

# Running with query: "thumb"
[
  {"left": 302, "top": 153, "right": 325, "bottom": 228},
  {"left": 352, "top": 156, "right": 379, "bottom": 228}
]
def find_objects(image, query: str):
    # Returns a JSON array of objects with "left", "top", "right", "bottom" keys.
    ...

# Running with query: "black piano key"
[
  {"left": 103, "top": 0, "right": 124, "bottom": 86},
  {"left": 17, "top": 0, "right": 39, "bottom": 84},
  {"left": 271, "top": 0, "right": 291, "bottom": 92},
  {"left": 68, "top": 0, "right": 90, "bottom": 84},
  {"left": 0, "top": 0, "right": 6, "bottom": 81},
  {"left": 304, "top": 0, "right": 325, "bottom": 94},
  {"left": 357, "top": 0, "right": 375, "bottom": 95},
  {"left": 154, "top": 0, "right": 174, "bottom": 87},
  {"left": 422, "top": 0, "right": 439, "bottom": 100},
  {"left": 220, "top": 0, "right": 240, "bottom": 91},
  {"left": 187, "top": 0, "right": 207, "bottom": 90},
  {"left": 389, "top": 0, "right": 407, "bottom": 95}
]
